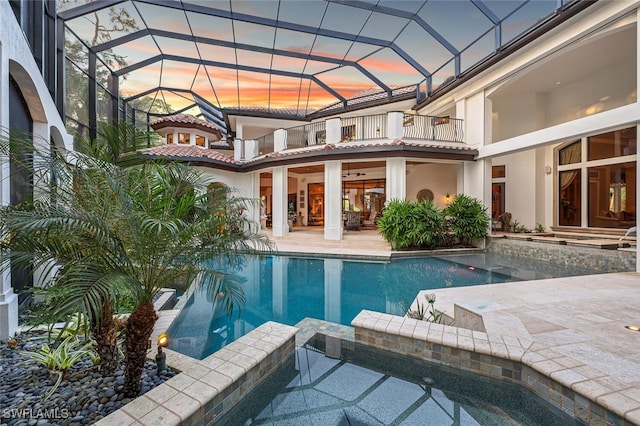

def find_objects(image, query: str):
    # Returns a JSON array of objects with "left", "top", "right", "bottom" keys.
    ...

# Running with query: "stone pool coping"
[
  {"left": 352, "top": 302, "right": 640, "bottom": 426},
  {"left": 94, "top": 321, "right": 297, "bottom": 426}
]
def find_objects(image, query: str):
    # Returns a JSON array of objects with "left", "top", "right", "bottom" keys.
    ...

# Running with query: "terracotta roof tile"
[
  {"left": 150, "top": 114, "right": 223, "bottom": 139},
  {"left": 142, "top": 144, "right": 237, "bottom": 164},
  {"left": 246, "top": 139, "right": 474, "bottom": 162}
]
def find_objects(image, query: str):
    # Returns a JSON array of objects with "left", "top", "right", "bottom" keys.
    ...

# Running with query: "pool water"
[
  {"left": 167, "top": 253, "right": 600, "bottom": 359},
  {"left": 218, "top": 337, "right": 579, "bottom": 426}
]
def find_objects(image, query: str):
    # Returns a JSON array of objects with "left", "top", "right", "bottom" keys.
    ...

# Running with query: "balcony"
[{"left": 236, "top": 112, "right": 464, "bottom": 161}]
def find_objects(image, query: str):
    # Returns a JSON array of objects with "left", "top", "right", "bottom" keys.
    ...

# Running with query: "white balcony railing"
[{"left": 244, "top": 111, "right": 464, "bottom": 160}]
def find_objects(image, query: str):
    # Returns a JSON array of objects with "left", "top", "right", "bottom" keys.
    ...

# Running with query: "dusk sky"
[{"left": 60, "top": 0, "right": 561, "bottom": 114}]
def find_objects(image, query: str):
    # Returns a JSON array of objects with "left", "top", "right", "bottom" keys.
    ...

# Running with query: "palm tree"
[{"left": 0, "top": 123, "right": 271, "bottom": 396}]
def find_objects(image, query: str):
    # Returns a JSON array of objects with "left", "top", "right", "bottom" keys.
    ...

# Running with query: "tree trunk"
[
  {"left": 91, "top": 300, "right": 119, "bottom": 375},
  {"left": 123, "top": 301, "right": 158, "bottom": 397}
]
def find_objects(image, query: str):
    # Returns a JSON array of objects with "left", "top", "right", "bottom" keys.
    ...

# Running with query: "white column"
[
  {"left": 189, "top": 132, "right": 196, "bottom": 146},
  {"left": 172, "top": 130, "right": 178, "bottom": 144},
  {"left": 461, "top": 95, "right": 491, "bottom": 245},
  {"left": 274, "top": 128, "right": 287, "bottom": 152},
  {"left": 233, "top": 138, "right": 243, "bottom": 161},
  {"left": 463, "top": 159, "right": 491, "bottom": 247},
  {"left": 31, "top": 122, "right": 52, "bottom": 291},
  {"left": 250, "top": 171, "right": 261, "bottom": 233},
  {"left": 0, "top": 43, "right": 17, "bottom": 340},
  {"left": 387, "top": 112, "right": 404, "bottom": 139},
  {"left": 386, "top": 158, "right": 406, "bottom": 202},
  {"left": 324, "top": 259, "right": 342, "bottom": 324},
  {"left": 326, "top": 118, "right": 341, "bottom": 144},
  {"left": 272, "top": 256, "right": 288, "bottom": 320},
  {"left": 324, "top": 160, "right": 343, "bottom": 240},
  {"left": 244, "top": 139, "right": 258, "bottom": 160},
  {"left": 272, "top": 166, "right": 289, "bottom": 237}
]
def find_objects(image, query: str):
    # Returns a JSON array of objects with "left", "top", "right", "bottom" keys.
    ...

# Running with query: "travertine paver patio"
[{"left": 405, "top": 272, "right": 640, "bottom": 423}]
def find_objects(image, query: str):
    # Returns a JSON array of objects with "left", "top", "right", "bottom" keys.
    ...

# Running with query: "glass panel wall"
[
  {"left": 308, "top": 183, "right": 324, "bottom": 226},
  {"left": 342, "top": 179, "right": 386, "bottom": 225}
]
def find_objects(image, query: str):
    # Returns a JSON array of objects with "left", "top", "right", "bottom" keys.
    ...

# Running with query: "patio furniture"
[
  {"left": 362, "top": 209, "right": 378, "bottom": 226},
  {"left": 345, "top": 211, "right": 361, "bottom": 231}
]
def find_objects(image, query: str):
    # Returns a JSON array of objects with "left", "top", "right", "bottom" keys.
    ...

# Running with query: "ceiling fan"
[{"left": 343, "top": 164, "right": 366, "bottom": 178}]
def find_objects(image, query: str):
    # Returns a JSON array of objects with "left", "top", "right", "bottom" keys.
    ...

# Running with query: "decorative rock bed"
[{"left": 0, "top": 331, "right": 176, "bottom": 426}]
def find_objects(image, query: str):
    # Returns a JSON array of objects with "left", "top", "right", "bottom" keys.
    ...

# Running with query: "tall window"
[
  {"left": 491, "top": 165, "right": 506, "bottom": 229},
  {"left": 557, "top": 128, "right": 636, "bottom": 228},
  {"left": 559, "top": 170, "right": 581, "bottom": 226}
]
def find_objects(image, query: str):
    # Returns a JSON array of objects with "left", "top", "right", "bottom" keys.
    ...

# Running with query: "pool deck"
[{"left": 425, "top": 272, "right": 640, "bottom": 423}]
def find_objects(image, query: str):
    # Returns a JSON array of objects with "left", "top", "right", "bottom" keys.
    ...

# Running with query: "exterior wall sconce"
[
  {"left": 375, "top": 127, "right": 380, "bottom": 137},
  {"left": 445, "top": 193, "right": 451, "bottom": 202},
  {"left": 156, "top": 332, "right": 169, "bottom": 373},
  {"left": 625, "top": 325, "right": 640, "bottom": 332}
]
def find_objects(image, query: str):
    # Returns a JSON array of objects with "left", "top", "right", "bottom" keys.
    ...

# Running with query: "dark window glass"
[
  {"left": 559, "top": 170, "right": 581, "bottom": 226},
  {"left": 588, "top": 128, "right": 636, "bottom": 161},
  {"left": 492, "top": 165, "right": 505, "bottom": 178},
  {"left": 588, "top": 162, "right": 636, "bottom": 229}
]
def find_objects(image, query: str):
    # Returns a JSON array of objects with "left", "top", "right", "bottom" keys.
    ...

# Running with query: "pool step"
[{"left": 268, "top": 229, "right": 392, "bottom": 252}]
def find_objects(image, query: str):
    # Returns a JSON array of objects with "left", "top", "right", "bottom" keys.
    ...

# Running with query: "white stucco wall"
[
  {"left": 546, "top": 58, "right": 636, "bottom": 126},
  {"left": 492, "top": 150, "right": 542, "bottom": 230},
  {"left": 406, "top": 163, "right": 458, "bottom": 209}
]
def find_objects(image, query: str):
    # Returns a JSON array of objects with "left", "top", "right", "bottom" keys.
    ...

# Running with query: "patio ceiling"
[{"left": 58, "top": 0, "right": 590, "bottom": 125}]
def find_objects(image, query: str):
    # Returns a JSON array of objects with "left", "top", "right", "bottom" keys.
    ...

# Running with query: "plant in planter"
[
  {"left": 443, "top": 194, "right": 490, "bottom": 246},
  {"left": 20, "top": 335, "right": 98, "bottom": 401},
  {"left": 287, "top": 211, "right": 296, "bottom": 230},
  {"left": 408, "top": 200, "right": 445, "bottom": 249},
  {"left": 377, "top": 199, "right": 415, "bottom": 249}
]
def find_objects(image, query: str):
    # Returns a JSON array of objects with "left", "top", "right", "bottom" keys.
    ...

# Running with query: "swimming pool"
[
  {"left": 218, "top": 336, "right": 578, "bottom": 425},
  {"left": 167, "top": 253, "right": 600, "bottom": 359}
]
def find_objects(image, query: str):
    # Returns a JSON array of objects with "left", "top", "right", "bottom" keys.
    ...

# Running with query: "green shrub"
[
  {"left": 377, "top": 199, "right": 415, "bottom": 249},
  {"left": 378, "top": 195, "right": 489, "bottom": 249},
  {"left": 443, "top": 194, "right": 490, "bottom": 246},
  {"left": 378, "top": 199, "right": 445, "bottom": 249},
  {"left": 409, "top": 200, "right": 445, "bottom": 249}
]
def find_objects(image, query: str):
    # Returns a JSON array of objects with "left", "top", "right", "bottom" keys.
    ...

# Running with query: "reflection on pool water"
[
  {"left": 218, "top": 337, "right": 578, "bottom": 426},
  {"left": 167, "top": 253, "right": 600, "bottom": 360}
]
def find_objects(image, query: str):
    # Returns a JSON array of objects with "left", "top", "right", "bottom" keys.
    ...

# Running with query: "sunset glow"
[{"left": 63, "top": 0, "right": 562, "bottom": 115}]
